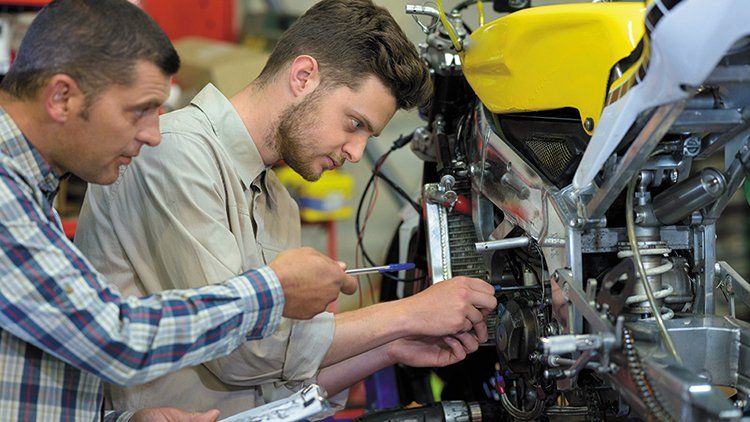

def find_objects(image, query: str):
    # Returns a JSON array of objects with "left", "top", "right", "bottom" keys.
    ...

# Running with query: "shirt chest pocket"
[
  {"left": 252, "top": 199, "right": 300, "bottom": 264},
  {"left": 258, "top": 241, "right": 285, "bottom": 264}
]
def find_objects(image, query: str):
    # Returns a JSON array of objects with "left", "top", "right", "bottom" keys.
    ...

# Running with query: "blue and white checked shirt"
[{"left": 0, "top": 107, "right": 285, "bottom": 421}]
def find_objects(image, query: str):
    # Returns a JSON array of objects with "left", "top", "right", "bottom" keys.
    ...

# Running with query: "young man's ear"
[
  {"left": 43, "top": 74, "right": 85, "bottom": 122},
  {"left": 288, "top": 55, "right": 320, "bottom": 98}
]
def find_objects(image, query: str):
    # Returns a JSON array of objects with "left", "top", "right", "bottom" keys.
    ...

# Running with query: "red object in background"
[
  {"left": 0, "top": 0, "right": 49, "bottom": 6},
  {"left": 140, "top": 0, "right": 236, "bottom": 42},
  {"left": 0, "top": 0, "right": 235, "bottom": 41},
  {"left": 61, "top": 218, "right": 77, "bottom": 241}
]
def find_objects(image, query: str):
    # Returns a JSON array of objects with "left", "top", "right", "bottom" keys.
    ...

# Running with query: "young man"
[
  {"left": 76, "top": 0, "right": 498, "bottom": 418},
  {"left": 0, "top": 0, "right": 360, "bottom": 420}
]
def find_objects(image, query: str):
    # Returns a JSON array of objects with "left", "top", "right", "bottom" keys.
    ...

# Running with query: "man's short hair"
[
  {"left": 0, "top": 0, "right": 179, "bottom": 103},
  {"left": 255, "top": 0, "right": 432, "bottom": 110}
]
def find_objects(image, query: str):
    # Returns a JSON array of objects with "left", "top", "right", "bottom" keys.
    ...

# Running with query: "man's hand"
[
  {"left": 269, "top": 247, "right": 357, "bottom": 319},
  {"left": 130, "top": 407, "right": 220, "bottom": 422},
  {"left": 402, "top": 276, "right": 496, "bottom": 341},
  {"left": 385, "top": 332, "right": 480, "bottom": 367}
]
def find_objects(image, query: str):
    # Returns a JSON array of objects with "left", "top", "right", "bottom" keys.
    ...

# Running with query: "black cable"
[
  {"left": 354, "top": 171, "right": 378, "bottom": 265},
  {"left": 354, "top": 133, "right": 426, "bottom": 283},
  {"left": 374, "top": 169, "right": 421, "bottom": 214},
  {"left": 355, "top": 170, "right": 424, "bottom": 283}
]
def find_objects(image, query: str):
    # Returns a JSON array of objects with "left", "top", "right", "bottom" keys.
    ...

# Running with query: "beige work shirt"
[{"left": 75, "top": 84, "right": 338, "bottom": 416}]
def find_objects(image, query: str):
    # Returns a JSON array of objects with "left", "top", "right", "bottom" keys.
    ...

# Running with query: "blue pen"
[
  {"left": 493, "top": 285, "right": 542, "bottom": 292},
  {"left": 345, "top": 262, "right": 415, "bottom": 276}
]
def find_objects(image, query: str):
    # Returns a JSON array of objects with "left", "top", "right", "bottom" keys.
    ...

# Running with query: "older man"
[{"left": 0, "top": 0, "right": 358, "bottom": 420}]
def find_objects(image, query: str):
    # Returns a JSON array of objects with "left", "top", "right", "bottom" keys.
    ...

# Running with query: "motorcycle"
[{"left": 360, "top": 0, "right": 750, "bottom": 421}]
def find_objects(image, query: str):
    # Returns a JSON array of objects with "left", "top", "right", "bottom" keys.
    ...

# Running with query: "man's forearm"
[
  {"left": 0, "top": 209, "right": 285, "bottom": 387},
  {"left": 317, "top": 344, "right": 394, "bottom": 397},
  {"left": 320, "top": 299, "right": 414, "bottom": 367}
]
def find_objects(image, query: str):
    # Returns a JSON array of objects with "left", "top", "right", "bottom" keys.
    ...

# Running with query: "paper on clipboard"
[{"left": 219, "top": 384, "right": 331, "bottom": 422}]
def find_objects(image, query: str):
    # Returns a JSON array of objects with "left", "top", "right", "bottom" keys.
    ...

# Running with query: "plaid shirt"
[{"left": 0, "top": 107, "right": 284, "bottom": 421}]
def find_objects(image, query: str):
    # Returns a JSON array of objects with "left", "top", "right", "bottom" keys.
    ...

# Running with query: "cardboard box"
[{"left": 173, "top": 36, "right": 269, "bottom": 100}]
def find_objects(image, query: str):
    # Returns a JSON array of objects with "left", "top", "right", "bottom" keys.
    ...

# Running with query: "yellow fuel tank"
[{"left": 462, "top": 3, "right": 645, "bottom": 134}]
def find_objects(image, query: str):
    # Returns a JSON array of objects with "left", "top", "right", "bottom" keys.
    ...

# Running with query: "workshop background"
[
  {"left": 2, "top": 0, "right": 748, "bottom": 332},
  {"left": 2, "top": 0, "right": 750, "bottom": 418},
  {"left": 0, "top": 0, "right": 580, "bottom": 313}
]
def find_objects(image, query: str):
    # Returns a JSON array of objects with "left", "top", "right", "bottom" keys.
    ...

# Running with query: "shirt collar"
[
  {"left": 190, "top": 84, "right": 268, "bottom": 190},
  {"left": 0, "top": 107, "right": 60, "bottom": 197}
]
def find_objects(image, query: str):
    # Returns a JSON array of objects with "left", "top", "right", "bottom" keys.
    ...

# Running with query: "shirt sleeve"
[
  {"left": 86, "top": 130, "right": 334, "bottom": 386},
  {"left": 0, "top": 168, "right": 285, "bottom": 387}
]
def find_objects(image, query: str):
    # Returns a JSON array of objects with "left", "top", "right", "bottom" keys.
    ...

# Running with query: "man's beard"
[{"left": 269, "top": 90, "right": 331, "bottom": 182}]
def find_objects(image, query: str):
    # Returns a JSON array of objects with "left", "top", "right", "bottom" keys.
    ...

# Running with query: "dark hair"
[
  {"left": 255, "top": 0, "right": 432, "bottom": 110},
  {"left": 0, "top": 0, "right": 179, "bottom": 103}
]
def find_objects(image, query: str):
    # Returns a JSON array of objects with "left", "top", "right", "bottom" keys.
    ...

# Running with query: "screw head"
[
  {"left": 584, "top": 118, "right": 594, "bottom": 132},
  {"left": 569, "top": 217, "right": 585, "bottom": 228}
]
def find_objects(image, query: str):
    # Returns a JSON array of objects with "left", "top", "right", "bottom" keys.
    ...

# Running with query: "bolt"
[
  {"left": 569, "top": 218, "right": 585, "bottom": 228},
  {"left": 634, "top": 210, "right": 646, "bottom": 224},
  {"left": 584, "top": 118, "right": 594, "bottom": 132},
  {"left": 670, "top": 169, "right": 679, "bottom": 183},
  {"left": 683, "top": 136, "right": 701, "bottom": 157}
]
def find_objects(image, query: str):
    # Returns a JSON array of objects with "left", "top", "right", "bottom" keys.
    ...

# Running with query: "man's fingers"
[
  {"left": 337, "top": 261, "right": 347, "bottom": 270},
  {"left": 466, "top": 307, "right": 484, "bottom": 325},
  {"left": 454, "top": 331, "right": 479, "bottom": 353},
  {"left": 340, "top": 275, "right": 358, "bottom": 295},
  {"left": 472, "top": 319, "right": 489, "bottom": 343},
  {"left": 462, "top": 318, "right": 473, "bottom": 332},
  {"left": 444, "top": 336, "right": 466, "bottom": 361},
  {"left": 466, "top": 289, "right": 498, "bottom": 310},
  {"left": 461, "top": 277, "right": 496, "bottom": 295},
  {"left": 193, "top": 409, "right": 220, "bottom": 422}
]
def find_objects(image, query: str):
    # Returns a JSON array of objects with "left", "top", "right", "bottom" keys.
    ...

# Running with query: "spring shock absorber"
[{"left": 617, "top": 231, "right": 675, "bottom": 319}]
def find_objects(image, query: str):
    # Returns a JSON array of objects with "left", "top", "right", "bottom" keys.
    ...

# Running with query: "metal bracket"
[
  {"left": 556, "top": 269, "right": 615, "bottom": 335},
  {"left": 597, "top": 258, "right": 638, "bottom": 318},
  {"left": 715, "top": 261, "right": 750, "bottom": 315},
  {"left": 584, "top": 102, "right": 687, "bottom": 220}
]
